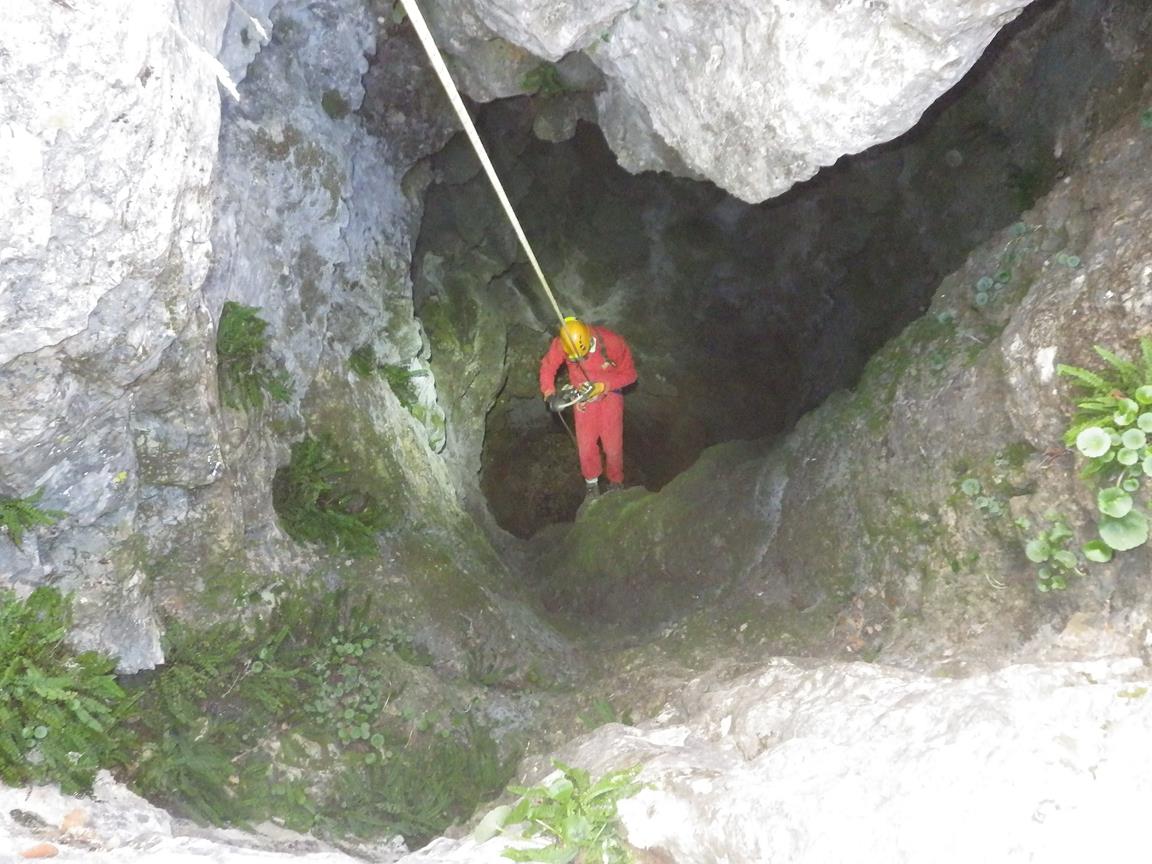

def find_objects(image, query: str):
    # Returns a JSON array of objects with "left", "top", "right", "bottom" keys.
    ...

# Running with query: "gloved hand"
[
  {"left": 543, "top": 392, "right": 563, "bottom": 412},
  {"left": 583, "top": 382, "right": 607, "bottom": 400}
]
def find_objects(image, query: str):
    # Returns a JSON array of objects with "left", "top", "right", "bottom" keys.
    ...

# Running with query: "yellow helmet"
[{"left": 559, "top": 317, "right": 593, "bottom": 360}]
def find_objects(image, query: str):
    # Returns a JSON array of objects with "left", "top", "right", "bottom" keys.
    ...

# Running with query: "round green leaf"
[
  {"left": 1075, "top": 426, "right": 1112, "bottom": 458},
  {"left": 1122, "top": 477, "right": 1141, "bottom": 493},
  {"left": 1136, "top": 387, "right": 1152, "bottom": 406},
  {"left": 960, "top": 478, "right": 981, "bottom": 496},
  {"left": 1118, "top": 448, "right": 1140, "bottom": 466},
  {"left": 1082, "top": 540, "right": 1113, "bottom": 563},
  {"left": 1139, "top": 412, "right": 1152, "bottom": 431},
  {"left": 1122, "top": 429, "right": 1147, "bottom": 450},
  {"left": 1064, "top": 255, "right": 1081, "bottom": 268},
  {"left": 473, "top": 805, "right": 513, "bottom": 844},
  {"left": 1099, "top": 510, "right": 1149, "bottom": 551},
  {"left": 1050, "top": 572, "right": 1068, "bottom": 590},
  {"left": 995, "top": 270, "right": 1012, "bottom": 284},
  {"left": 1114, "top": 410, "right": 1136, "bottom": 427},
  {"left": 976, "top": 276, "right": 994, "bottom": 292},
  {"left": 974, "top": 292, "right": 990, "bottom": 307},
  {"left": 1010, "top": 222, "right": 1028, "bottom": 237},
  {"left": 1025, "top": 538, "right": 1051, "bottom": 563},
  {"left": 1144, "top": 455, "right": 1152, "bottom": 477},
  {"left": 33, "top": 725, "right": 49, "bottom": 740},
  {"left": 1052, "top": 550, "right": 1077, "bottom": 570},
  {"left": 1036, "top": 579, "right": 1050, "bottom": 593},
  {"left": 1099, "top": 487, "right": 1134, "bottom": 518}
]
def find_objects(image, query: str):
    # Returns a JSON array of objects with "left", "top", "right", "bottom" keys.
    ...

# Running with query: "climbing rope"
[{"left": 395, "top": 0, "right": 567, "bottom": 329}]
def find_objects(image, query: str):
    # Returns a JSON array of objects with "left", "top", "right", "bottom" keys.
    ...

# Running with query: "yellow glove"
[{"left": 584, "top": 382, "right": 606, "bottom": 400}]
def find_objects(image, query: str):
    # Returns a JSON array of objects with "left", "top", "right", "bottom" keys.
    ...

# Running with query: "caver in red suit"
[{"left": 539, "top": 317, "right": 637, "bottom": 491}]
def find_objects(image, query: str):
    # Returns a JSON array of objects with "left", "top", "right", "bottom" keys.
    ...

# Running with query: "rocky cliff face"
[
  {"left": 1, "top": 0, "right": 233, "bottom": 668},
  {"left": 427, "top": 0, "right": 1038, "bottom": 201},
  {"left": 534, "top": 68, "right": 1152, "bottom": 673},
  {"left": 0, "top": 0, "right": 563, "bottom": 681}
]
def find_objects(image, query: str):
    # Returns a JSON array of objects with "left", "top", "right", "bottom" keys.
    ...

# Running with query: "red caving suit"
[{"left": 539, "top": 325, "right": 637, "bottom": 484}]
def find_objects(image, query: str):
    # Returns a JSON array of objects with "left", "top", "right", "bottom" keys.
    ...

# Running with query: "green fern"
[
  {"left": 1093, "top": 345, "right": 1143, "bottom": 390},
  {"left": 1056, "top": 363, "right": 1107, "bottom": 392},
  {"left": 271, "top": 435, "right": 389, "bottom": 556},
  {"left": 1058, "top": 338, "right": 1152, "bottom": 446},
  {"left": 0, "top": 488, "right": 66, "bottom": 548},
  {"left": 216, "top": 301, "right": 293, "bottom": 411},
  {"left": 0, "top": 588, "right": 126, "bottom": 793}
]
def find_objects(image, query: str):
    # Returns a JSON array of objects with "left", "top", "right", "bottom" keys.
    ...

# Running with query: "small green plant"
[
  {"left": 348, "top": 345, "right": 427, "bottom": 410},
  {"left": 957, "top": 477, "right": 1005, "bottom": 519},
  {"left": 272, "top": 435, "right": 388, "bottom": 556},
  {"left": 0, "top": 488, "right": 66, "bottom": 548},
  {"left": 579, "top": 697, "right": 634, "bottom": 731},
  {"left": 1058, "top": 339, "right": 1152, "bottom": 557},
  {"left": 522, "top": 63, "right": 568, "bottom": 97},
  {"left": 495, "top": 761, "right": 643, "bottom": 864},
  {"left": 0, "top": 588, "right": 126, "bottom": 793},
  {"left": 349, "top": 344, "right": 378, "bottom": 379},
  {"left": 1141, "top": 107, "right": 1152, "bottom": 130},
  {"left": 1021, "top": 515, "right": 1081, "bottom": 592},
  {"left": 381, "top": 363, "right": 426, "bottom": 409},
  {"left": 971, "top": 222, "right": 1036, "bottom": 308},
  {"left": 216, "top": 301, "right": 292, "bottom": 410},
  {"left": 321, "top": 89, "right": 349, "bottom": 120}
]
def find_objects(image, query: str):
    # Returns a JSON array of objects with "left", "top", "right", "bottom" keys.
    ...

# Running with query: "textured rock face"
[
  {"left": 433, "top": 0, "right": 1036, "bottom": 201},
  {"left": 420, "top": 0, "right": 1152, "bottom": 538},
  {"left": 401, "top": 657, "right": 1152, "bottom": 862},
  {"left": 533, "top": 62, "right": 1152, "bottom": 665},
  {"left": 0, "top": 0, "right": 565, "bottom": 681},
  {"left": 0, "top": 0, "right": 232, "bottom": 669},
  {"left": 0, "top": 771, "right": 405, "bottom": 862}
]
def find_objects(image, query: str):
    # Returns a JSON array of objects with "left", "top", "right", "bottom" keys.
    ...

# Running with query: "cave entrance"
[
  {"left": 410, "top": 0, "right": 1146, "bottom": 539},
  {"left": 479, "top": 386, "right": 709, "bottom": 538}
]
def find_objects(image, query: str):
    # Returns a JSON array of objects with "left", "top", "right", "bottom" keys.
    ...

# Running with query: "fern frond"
[
  {"left": 1093, "top": 345, "right": 1141, "bottom": 389},
  {"left": 1057, "top": 363, "right": 1108, "bottom": 391}
]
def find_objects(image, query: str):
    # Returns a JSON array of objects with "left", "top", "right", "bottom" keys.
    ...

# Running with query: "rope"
[{"left": 396, "top": 0, "right": 567, "bottom": 329}]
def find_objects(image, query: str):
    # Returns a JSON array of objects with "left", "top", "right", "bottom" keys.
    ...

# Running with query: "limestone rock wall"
[
  {"left": 403, "top": 657, "right": 1152, "bottom": 862},
  {"left": 428, "top": 0, "right": 1036, "bottom": 201},
  {"left": 0, "top": 0, "right": 566, "bottom": 680},
  {"left": 0, "top": 0, "right": 233, "bottom": 669},
  {"left": 535, "top": 70, "right": 1152, "bottom": 667}
]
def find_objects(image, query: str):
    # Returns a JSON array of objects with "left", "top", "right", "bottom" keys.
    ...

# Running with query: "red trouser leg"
[
  {"left": 573, "top": 394, "right": 624, "bottom": 483},
  {"left": 600, "top": 394, "right": 625, "bottom": 484},
  {"left": 573, "top": 401, "right": 603, "bottom": 481}
]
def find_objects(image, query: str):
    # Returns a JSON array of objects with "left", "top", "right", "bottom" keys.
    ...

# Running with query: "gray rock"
[{"left": 429, "top": 0, "right": 1035, "bottom": 201}]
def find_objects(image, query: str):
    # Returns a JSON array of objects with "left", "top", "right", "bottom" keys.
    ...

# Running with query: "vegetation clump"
[
  {"left": 521, "top": 63, "right": 568, "bottom": 97},
  {"left": 1059, "top": 339, "right": 1152, "bottom": 555},
  {"left": 349, "top": 344, "right": 427, "bottom": 410},
  {"left": 0, "top": 588, "right": 126, "bottom": 793},
  {"left": 216, "top": 301, "right": 292, "bottom": 410},
  {"left": 488, "top": 760, "right": 644, "bottom": 864},
  {"left": 0, "top": 488, "right": 66, "bottom": 548},
  {"left": 272, "top": 434, "right": 389, "bottom": 556},
  {"left": 120, "top": 588, "right": 515, "bottom": 843}
]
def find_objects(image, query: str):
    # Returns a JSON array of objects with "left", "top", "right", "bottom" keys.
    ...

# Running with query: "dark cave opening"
[{"left": 406, "top": 0, "right": 1152, "bottom": 539}]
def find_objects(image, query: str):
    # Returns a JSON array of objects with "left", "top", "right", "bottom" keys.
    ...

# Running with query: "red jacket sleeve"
[
  {"left": 592, "top": 328, "right": 637, "bottom": 391},
  {"left": 539, "top": 337, "right": 567, "bottom": 396}
]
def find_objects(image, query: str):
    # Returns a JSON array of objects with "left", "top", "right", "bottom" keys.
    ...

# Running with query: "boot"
[
  {"left": 605, "top": 481, "right": 624, "bottom": 494},
  {"left": 584, "top": 479, "right": 601, "bottom": 501}
]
